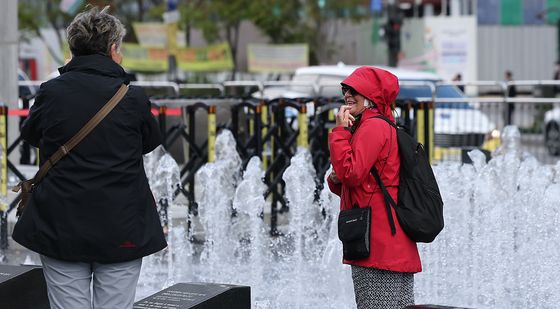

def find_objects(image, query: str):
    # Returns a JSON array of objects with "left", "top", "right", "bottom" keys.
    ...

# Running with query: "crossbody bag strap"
[{"left": 15, "top": 84, "right": 129, "bottom": 191}]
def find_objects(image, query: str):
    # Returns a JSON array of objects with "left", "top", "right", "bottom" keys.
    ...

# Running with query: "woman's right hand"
[
  {"left": 329, "top": 170, "right": 341, "bottom": 184},
  {"left": 336, "top": 105, "right": 355, "bottom": 128}
]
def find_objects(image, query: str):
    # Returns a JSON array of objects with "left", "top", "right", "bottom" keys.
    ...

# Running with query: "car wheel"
[{"left": 545, "top": 121, "right": 560, "bottom": 156}]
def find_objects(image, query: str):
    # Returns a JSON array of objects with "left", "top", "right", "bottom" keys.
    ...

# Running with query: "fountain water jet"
[{"left": 137, "top": 126, "right": 560, "bottom": 308}]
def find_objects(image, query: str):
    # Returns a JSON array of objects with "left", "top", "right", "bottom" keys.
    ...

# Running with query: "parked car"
[
  {"left": 253, "top": 64, "right": 499, "bottom": 153},
  {"left": 544, "top": 107, "right": 560, "bottom": 155}
]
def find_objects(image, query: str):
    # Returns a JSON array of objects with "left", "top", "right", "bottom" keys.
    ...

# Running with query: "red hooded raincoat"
[{"left": 328, "top": 66, "right": 422, "bottom": 273}]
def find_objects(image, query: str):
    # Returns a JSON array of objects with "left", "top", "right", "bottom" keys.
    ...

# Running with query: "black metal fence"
[{"left": 3, "top": 79, "right": 560, "bottom": 248}]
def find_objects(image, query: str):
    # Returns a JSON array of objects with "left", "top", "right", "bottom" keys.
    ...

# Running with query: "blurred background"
[{"left": 8, "top": 0, "right": 560, "bottom": 82}]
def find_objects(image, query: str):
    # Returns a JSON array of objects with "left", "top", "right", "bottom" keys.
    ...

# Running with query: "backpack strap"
[
  {"left": 368, "top": 115, "right": 399, "bottom": 236},
  {"left": 370, "top": 167, "right": 397, "bottom": 235},
  {"left": 370, "top": 114, "right": 398, "bottom": 129}
]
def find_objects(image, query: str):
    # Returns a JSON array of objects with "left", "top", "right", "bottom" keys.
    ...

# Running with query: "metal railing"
[{"left": 2, "top": 79, "right": 560, "bottom": 246}]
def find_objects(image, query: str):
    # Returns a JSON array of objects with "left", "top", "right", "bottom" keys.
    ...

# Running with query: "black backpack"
[{"left": 369, "top": 115, "right": 444, "bottom": 243}]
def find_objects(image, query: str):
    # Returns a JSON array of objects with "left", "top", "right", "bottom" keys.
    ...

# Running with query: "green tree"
[
  {"left": 18, "top": 0, "right": 163, "bottom": 65},
  {"left": 18, "top": 0, "right": 75, "bottom": 64},
  {"left": 176, "top": 0, "right": 253, "bottom": 80},
  {"left": 250, "top": 0, "right": 369, "bottom": 65}
]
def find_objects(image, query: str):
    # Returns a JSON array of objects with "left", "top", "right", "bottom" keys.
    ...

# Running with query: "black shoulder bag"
[{"left": 338, "top": 203, "right": 371, "bottom": 260}]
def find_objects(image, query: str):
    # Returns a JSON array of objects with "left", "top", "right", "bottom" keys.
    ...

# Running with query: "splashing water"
[
  {"left": 416, "top": 126, "right": 560, "bottom": 308},
  {"left": 137, "top": 131, "right": 355, "bottom": 308},
  {"left": 139, "top": 126, "right": 560, "bottom": 308},
  {"left": 138, "top": 145, "right": 184, "bottom": 295}
]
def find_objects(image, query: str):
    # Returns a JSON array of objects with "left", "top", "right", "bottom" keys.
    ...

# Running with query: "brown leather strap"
[{"left": 32, "top": 84, "right": 129, "bottom": 184}]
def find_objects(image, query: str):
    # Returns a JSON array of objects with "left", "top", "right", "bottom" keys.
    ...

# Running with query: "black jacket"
[{"left": 12, "top": 54, "right": 167, "bottom": 263}]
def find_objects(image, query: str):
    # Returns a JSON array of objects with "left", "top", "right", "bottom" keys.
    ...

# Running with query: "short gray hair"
[{"left": 66, "top": 6, "right": 126, "bottom": 56}]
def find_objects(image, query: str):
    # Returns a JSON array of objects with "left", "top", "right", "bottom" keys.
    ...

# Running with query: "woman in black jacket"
[{"left": 12, "top": 6, "right": 166, "bottom": 309}]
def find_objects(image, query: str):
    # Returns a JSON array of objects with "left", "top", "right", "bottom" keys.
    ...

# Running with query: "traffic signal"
[
  {"left": 386, "top": 6, "right": 402, "bottom": 52},
  {"left": 384, "top": 4, "right": 402, "bottom": 67}
]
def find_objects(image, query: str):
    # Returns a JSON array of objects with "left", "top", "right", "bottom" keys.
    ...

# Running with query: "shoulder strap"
[
  {"left": 370, "top": 167, "right": 397, "bottom": 235},
  {"left": 368, "top": 114, "right": 398, "bottom": 235},
  {"left": 369, "top": 114, "right": 398, "bottom": 129},
  {"left": 26, "top": 84, "right": 128, "bottom": 187}
]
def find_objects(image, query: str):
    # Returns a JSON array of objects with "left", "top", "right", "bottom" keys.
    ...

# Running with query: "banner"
[
  {"left": 121, "top": 44, "right": 168, "bottom": 72},
  {"left": 247, "top": 44, "right": 309, "bottom": 73},
  {"left": 423, "top": 16, "right": 478, "bottom": 81},
  {"left": 547, "top": 0, "right": 560, "bottom": 24},
  {"left": 177, "top": 42, "right": 234, "bottom": 72},
  {"left": 119, "top": 43, "right": 233, "bottom": 72},
  {"left": 132, "top": 22, "right": 186, "bottom": 48},
  {"left": 501, "top": 0, "right": 523, "bottom": 25}
]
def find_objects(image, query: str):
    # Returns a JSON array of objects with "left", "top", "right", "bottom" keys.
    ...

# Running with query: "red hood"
[{"left": 341, "top": 66, "right": 399, "bottom": 121}]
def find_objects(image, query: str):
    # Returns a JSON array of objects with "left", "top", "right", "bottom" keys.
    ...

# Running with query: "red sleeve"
[{"left": 328, "top": 120, "right": 388, "bottom": 188}]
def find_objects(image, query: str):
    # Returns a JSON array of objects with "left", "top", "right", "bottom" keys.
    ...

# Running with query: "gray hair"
[{"left": 66, "top": 6, "right": 126, "bottom": 56}]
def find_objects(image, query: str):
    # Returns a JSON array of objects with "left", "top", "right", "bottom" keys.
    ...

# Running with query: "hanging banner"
[
  {"left": 501, "top": 0, "right": 523, "bottom": 25},
  {"left": 547, "top": 0, "right": 560, "bottom": 24},
  {"left": 132, "top": 22, "right": 186, "bottom": 48},
  {"left": 119, "top": 43, "right": 233, "bottom": 72},
  {"left": 121, "top": 44, "right": 168, "bottom": 72},
  {"left": 176, "top": 42, "right": 234, "bottom": 72},
  {"left": 247, "top": 44, "right": 309, "bottom": 73},
  {"left": 422, "top": 16, "right": 478, "bottom": 81}
]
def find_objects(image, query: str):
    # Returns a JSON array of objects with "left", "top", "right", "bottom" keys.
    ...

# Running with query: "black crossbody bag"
[{"left": 338, "top": 204, "right": 371, "bottom": 260}]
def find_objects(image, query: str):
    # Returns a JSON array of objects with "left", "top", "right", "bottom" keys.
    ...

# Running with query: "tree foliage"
[
  {"left": 19, "top": 0, "right": 371, "bottom": 72},
  {"left": 251, "top": 0, "right": 370, "bottom": 64},
  {"left": 177, "top": 0, "right": 370, "bottom": 71},
  {"left": 18, "top": 0, "right": 76, "bottom": 64}
]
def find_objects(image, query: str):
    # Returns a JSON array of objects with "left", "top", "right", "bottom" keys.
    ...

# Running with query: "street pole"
[
  {"left": 557, "top": 19, "right": 560, "bottom": 62},
  {"left": 0, "top": 0, "right": 19, "bottom": 163},
  {"left": 164, "top": 0, "right": 179, "bottom": 82},
  {"left": 0, "top": 0, "right": 18, "bottom": 111},
  {"left": 0, "top": 0, "right": 17, "bottom": 243}
]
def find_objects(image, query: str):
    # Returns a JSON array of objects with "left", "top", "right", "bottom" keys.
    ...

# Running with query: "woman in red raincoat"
[{"left": 327, "top": 66, "right": 421, "bottom": 309}]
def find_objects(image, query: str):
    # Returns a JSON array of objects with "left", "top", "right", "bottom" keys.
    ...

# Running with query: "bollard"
[
  {"left": 297, "top": 104, "right": 308, "bottom": 148},
  {"left": 260, "top": 102, "right": 269, "bottom": 170},
  {"left": 427, "top": 101, "right": 435, "bottom": 162},
  {"left": 253, "top": 103, "right": 262, "bottom": 158},
  {"left": 0, "top": 104, "right": 7, "bottom": 250},
  {"left": 0, "top": 104, "right": 7, "bottom": 212},
  {"left": 328, "top": 108, "right": 335, "bottom": 134},
  {"left": 416, "top": 102, "right": 425, "bottom": 146},
  {"left": 207, "top": 105, "right": 216, "bottom": 163},
  {"left": 158, "top": 105, "right": 168, "bottom": 148}
]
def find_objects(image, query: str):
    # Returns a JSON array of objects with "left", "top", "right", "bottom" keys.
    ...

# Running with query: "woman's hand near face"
[{"left": 336, "top": 105, "right": 355, "bottom": 128}]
